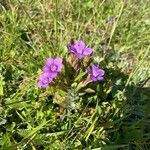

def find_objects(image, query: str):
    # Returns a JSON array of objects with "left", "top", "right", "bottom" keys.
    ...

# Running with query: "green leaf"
[
  {"left": 85, "top": 88, "right": 95, "bottom": 93},
  {"left": 74, "top": 71, "right": 86, "bottom": 82}
]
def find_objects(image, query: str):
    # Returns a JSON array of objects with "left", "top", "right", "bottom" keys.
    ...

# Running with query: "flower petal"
[
  {"left": 49, "top": 72, "right": 58, "bottom": 78},
  {"left": 75, "top": 40, "right": 85, "bottom": 49},
  {"left": 76, "top": 53, "right": 84, "bottom": 59},
  {"left": 54, "top": 58, "right": 63, "bottom": 64},
  {"left": 48, "top": 77, "right": 53, "bottom": 83},
  {"left": 98, "top": 69, "right": 105, "bottom": 76},
  {"left": 97, "top": 76, "right": 104, "bottom": 81},
  {"left": 57, "top": 64, "right": 63, "bottom": 71},
  {"left": 83, "top": 48, "right": 93, "bottom": 55},
  {"left": 74, "top": 40, "right": 85, "bottom": 54},
  {"left": 92, "top": 65, "right": 100, "bottom": 77},
  {"left": 38, "top": 80, "right": 49, "bottom": 88},
  {"left": 38, "top": 72, "right": 53, "bottom": 88},
  {"left": 54, "top": 58, "right": 63, "bottom": 71},
  {"left": 42, "top": 66, "right": 50, "bottom": 72},
  {"left": 46, "top": 58, "right": 53, "bottom": 66},
  {"left": 90, "top": 76, "right": 97, "bottom": 81}
]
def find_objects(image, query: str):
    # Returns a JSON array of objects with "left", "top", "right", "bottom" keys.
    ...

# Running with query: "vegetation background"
[{"left": 0, "top": 0, "right": 150, "bottom": 149}]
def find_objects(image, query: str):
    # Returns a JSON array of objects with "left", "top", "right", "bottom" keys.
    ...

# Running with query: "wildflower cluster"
[
  {"left": 87, "top": 64, "right": 105, "bottom": 81},
  {"left": 38, "top": 58, "right": 63, "bottom": 88},
  {"left": 38, "top": 40, "right": 105, "bottom": 88},
  {"left": 68, "top": 40, "right": 93, "bottom": 59}
]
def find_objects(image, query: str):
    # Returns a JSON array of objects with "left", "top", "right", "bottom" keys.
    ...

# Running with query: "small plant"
[{"left": 37, "top": 40, "right": 105, "bottom": 110}]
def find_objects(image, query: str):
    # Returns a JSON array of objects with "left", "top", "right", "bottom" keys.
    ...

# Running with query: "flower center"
[{"left": 50, "top": 64, "right": 57, "bottom": 72}]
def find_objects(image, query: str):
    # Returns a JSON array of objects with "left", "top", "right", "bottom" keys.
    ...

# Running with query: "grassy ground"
[{"left": 0, "top": 0, "right": 150, "bottom": 149}]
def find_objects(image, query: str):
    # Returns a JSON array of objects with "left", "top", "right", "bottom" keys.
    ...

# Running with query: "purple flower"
[
  {"left": 87, "top": 64, "right": 105, "bottom": 81},
  {"left": 37, "top": 57, "right": 63, "bottom": 88},
  {"left": 38, "top": 73, "right": 53, "bottom": 88},
  {"left": 106, "top": 17, "right": 114, "bottom": 23},
  {"left": 42, "top": 58, "right": 63, "bottom": 78},
  {"left": 67, "top": 40, "right": 93, "bottom": 59}
]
